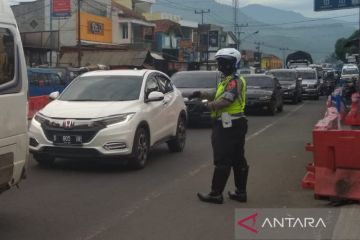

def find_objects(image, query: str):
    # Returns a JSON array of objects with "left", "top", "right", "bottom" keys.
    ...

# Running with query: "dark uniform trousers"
[{"left": 211, "top": 117, "right": 248, "bottom": 195}]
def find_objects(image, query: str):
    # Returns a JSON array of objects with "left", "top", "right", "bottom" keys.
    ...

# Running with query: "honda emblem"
[{"left": 62, "top": 119, "right": 75, "bottom": 129}]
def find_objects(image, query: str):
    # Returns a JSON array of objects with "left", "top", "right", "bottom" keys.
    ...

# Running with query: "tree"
[{"left": 335, "top": 30, "right": 360, "bottom": 62}]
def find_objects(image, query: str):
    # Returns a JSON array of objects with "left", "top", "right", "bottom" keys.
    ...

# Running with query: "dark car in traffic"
[
  {"left": 171, "top": 71, "right": 222, "bottom": 125},
  {"left": 268, "top": 69, "right": 302, "bottom": 104},
  {"left": 245, "top": 74, "right": 284, "bottom": 115},
  {"left": 296, "top": 68, "right": 320, "bottom": 100}
]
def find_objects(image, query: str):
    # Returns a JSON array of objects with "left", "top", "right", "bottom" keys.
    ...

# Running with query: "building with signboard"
[{"left": 11, "top": 0, "right": 157, "bottom": 67}]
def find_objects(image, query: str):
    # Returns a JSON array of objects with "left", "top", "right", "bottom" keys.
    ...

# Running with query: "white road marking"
[
  {"left": 83, "top": 103, "right": 307, "bottom": 240},
  {"left": 246, "top": 103, "right": 306, "bottom": 141}
]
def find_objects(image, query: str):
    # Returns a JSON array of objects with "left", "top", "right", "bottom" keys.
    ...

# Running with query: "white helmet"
[{"left": 215, "top": 48, "right": 241, "bottom": 66}]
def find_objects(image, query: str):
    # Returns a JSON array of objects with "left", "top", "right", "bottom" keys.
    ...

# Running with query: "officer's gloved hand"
[{"left": 188, "top": 91, "right": 202, "bottom": 100}]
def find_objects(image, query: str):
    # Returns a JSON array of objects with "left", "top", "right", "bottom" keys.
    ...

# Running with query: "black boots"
[
  {"left": 229, "top": 166, "right": 249, "bottom": 203},
  {"left": 197, "top": 192, "right": 224, "bottom": 204},
  {"left": 228, "top": 191, "right": 247, "bottom": 202},
  {"left": 198, "top": 166, "right": 249, "bottom": 204},
  {"left": 197, "top": 166, "right": 230, "bottom": 204}
]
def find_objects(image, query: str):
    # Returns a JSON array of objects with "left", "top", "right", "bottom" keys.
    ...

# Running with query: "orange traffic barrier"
[
  {"left": 28, "top": 96, "right": 49, "bottom": 119},
  {"left": 304, "top": 123, "right": 360, "bottom": 201}
]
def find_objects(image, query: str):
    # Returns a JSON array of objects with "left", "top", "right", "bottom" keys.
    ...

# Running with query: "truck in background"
[
  {"left": 0, "top": 1, "right": 28, "bottom": 194},
  {"left": 286, "top": 51, "right": 313, "bottom": 69}
]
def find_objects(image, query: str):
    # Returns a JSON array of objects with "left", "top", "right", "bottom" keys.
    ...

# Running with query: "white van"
[{"left": 0, "top": 1, "right": 28, "bottom": 193}]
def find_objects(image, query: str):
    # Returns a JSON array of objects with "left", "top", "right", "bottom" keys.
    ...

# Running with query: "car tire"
[
  {"left": 268, "top": 102, "right": 276, "bottom": 116},
  {"left": 33, "top": 153, "right": 55, "bottom": 167},
  {"left": 128, "top": 127, "right": 149, "bottom": 170},
  {"left": 292, "top": 96, "right": 298, "bottom": 104},
  {"left": 314, "top": 94, "right": 319, "bottom": 100},
  {"left": 167, "top": 115, "right": 187, "bottom": 153},
  {"left": 277, "top": 102, "right": 283, "bottom": 112}
]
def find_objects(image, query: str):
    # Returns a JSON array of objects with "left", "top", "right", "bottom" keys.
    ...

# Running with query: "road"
[{"left": 0, "top": 98, "right": 336, "bottom": 240}]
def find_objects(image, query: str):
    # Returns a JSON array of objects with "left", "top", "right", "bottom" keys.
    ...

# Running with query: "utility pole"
[
  {"left": 194, "top": 9, "right": 210, "bottom": 25},
  {"left": 49, "top": 0, "right": 53, "bottom": 67},
  {"left": 233, "top": 0, "right": 238, "bottom": 34},
  {"left": 254, "top": 41, "right": 262, "bottom": 69},
  {"left": 77, "top": 0, "right": 82, "bottom": 67},
  {"left": 195, "top": 9, "right": 210, "bottom": 70},
  {"left": 279, "top": 47, "right": 289, "bottom": 68},
  {"left": 236, "top": 23, "right": 248, "bottom": 49}
]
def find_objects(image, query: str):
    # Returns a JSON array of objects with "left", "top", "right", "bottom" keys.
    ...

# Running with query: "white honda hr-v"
[{"left": 29, "top": 70, "right": 187, "bottom": 169}]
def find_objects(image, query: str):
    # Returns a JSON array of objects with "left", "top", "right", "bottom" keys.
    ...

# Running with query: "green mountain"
[{"left": 151, "top": 1, "right": 356, "bottom": 62}]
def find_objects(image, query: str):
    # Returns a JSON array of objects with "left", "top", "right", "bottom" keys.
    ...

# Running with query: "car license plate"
[{"left": 53, "top": 135, "right": 83, "bottom": 145}]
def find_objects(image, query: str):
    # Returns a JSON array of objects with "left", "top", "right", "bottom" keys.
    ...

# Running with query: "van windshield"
[
  {"left": 342, "top": 69, "right": 359, "bottom": 75},
  {"left": 297, "top": 71, "right": 316, "bottom": 80},
  {"left": 270, "top": 71, "right": 296, "bottom": 81}
]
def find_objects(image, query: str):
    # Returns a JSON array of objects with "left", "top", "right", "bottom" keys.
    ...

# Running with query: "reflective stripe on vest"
[{"left": 211, "top": 75, "right": 247, "bottom": 119}]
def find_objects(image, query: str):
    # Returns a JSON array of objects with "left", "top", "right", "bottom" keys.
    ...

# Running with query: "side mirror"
[
  {"left": 49, "top": 91, "right": 60, "bottom": 100},
  {"left": 146, "top": 91, "right": 164, "bottom": 102}
]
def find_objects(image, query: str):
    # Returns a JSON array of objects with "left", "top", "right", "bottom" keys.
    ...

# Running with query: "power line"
[{"left": 195, "top": 9, "right": 210, "bottom": 25}]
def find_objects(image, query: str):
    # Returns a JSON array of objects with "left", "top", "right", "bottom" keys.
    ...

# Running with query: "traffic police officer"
[{"left": 191, "top": 48, "right": 249, "bottom": 204}]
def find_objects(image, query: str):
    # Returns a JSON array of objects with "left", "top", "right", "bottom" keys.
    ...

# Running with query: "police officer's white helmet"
[{"left": 215, "top": 48, "right": 242, "bottom": 66}]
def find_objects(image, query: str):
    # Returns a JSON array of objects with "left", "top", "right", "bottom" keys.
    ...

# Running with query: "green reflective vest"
[{"left": 211, "top": 75, "right": 247, "bottom": 119}]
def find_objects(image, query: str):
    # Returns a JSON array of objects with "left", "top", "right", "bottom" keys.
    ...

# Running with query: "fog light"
[
  {"left": 29, "top": 137, "right": 39, "bottom": 147},
  {"left": 103, "top": 142, "right": 127, "bottom": 150}
]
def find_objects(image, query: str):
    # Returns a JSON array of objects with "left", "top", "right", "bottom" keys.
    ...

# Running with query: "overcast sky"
[
  {"left": 218, "top": 0, "right": 358, "bottom": 21},
  {"left": 8, "top": 0, "right": 359, "bottom": 22}
]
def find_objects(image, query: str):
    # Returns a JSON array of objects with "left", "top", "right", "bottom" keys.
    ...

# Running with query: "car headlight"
[
  {"left": 97, "top": 113, "right": 135, "bottom": 127},
  {"left": 259, "top": 96, "right": 271, "bottom": 100},
  {"left": 287, "top": 84, "right": 296, "bottom": 90},
  {"left": 33, "top": 113, "right": 48, "bottom": 124}
]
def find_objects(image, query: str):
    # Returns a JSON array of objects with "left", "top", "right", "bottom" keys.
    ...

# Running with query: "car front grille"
[{"left": 41, "top": 122, "right": 105, "bottom": 144}]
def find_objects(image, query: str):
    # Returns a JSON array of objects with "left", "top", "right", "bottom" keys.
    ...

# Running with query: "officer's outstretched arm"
[{"left": 208, "top": 98, "right": 231, "bottom": 111}]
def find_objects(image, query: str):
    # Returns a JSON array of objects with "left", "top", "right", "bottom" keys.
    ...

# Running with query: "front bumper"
[
  {"left": 302, "top": 88, "right": 318, "bottom": 97},
  {"left": 246, "top": 99, "right": 272, "bottom": 111},
  {"left": 185, "top": 100, "right": 212, "bottom": 124},
  {"left": 29, "top": 118, "right": 136, "bottom": 159},
  {"left": 282, "top": 90, "right": 297, "bottom": 100}
]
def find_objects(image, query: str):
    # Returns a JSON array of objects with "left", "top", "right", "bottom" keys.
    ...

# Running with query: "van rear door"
[{"left": 0, "top": 3, "right": 28, "bottom": 193}]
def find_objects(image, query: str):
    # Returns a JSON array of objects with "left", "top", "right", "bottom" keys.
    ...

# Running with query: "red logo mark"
[
  {"left": 237, "top": 213, "right": 258, "bottom": 234},
  {"left": 227, "top": 80, "right": 237, "bottom": 90}
]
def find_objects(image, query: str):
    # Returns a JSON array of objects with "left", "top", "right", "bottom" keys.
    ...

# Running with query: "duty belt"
[{"left": 215, "top": 113, "right": 246, "bottom": 121}]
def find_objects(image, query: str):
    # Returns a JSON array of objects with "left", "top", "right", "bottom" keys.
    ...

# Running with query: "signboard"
[
  {"left": 208, "top": 30, "right": 219, "bottom": 48},
  {"left": 314, "top": 0, "right": 360, "bottom": 11},
  {"left": 80, "top": 12, "right": 112, "bottom": 43},
  {"left": 52, "top": 0, "right": 71, "bottom": 17},
  {"left": 88, "top": 21, "right": 104, "bottom": 35}
]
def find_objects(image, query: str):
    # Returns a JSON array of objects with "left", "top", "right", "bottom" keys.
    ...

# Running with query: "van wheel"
[
  {"left": 167, "top": 116, "right": 186, "bottom": 153},
  {"left": 128, "top": 127, "right": 149, "bottom": 170},
  {"left": 33, "top": 154, "right": 55, "bottom": 167}
]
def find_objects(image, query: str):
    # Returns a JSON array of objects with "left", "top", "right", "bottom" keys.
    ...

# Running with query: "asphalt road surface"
[{"left": 0, "top": 98, "right": 350, "bottom": 240}]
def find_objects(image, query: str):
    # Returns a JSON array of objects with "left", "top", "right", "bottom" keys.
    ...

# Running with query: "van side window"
[{"left": 0, "top": 28, "right": 14, "bottom": 85}]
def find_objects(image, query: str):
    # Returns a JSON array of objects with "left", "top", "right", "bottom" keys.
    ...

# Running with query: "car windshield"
[
  {"left": 172, "top": 72, "right": 219, "bottom": 88},
  {"left": 270, "top": 71, "right": 296, "bottom": 81},
  {"left": 246, "top": 76, "right": 274, "bottom": 88},
  {"left": 343, "top": 69, "right": 359, "bottom": 75},
  {"left": 297, "top": 71, "right": 316, "bottom": 80},
  {"left": 59, "top": 76, "right": 143, "bottom": 101}
]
